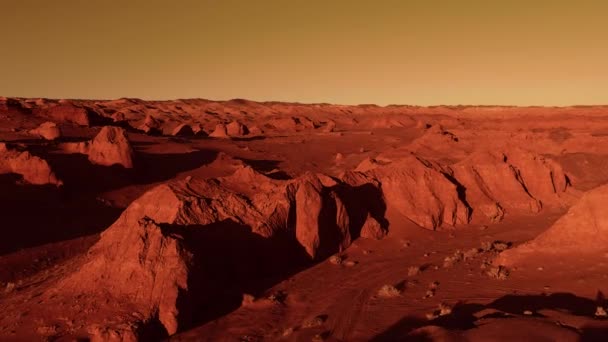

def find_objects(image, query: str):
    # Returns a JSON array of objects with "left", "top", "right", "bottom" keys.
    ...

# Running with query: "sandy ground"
[{"left": 1, "top": 98, "right": 608, "bottom": 341}]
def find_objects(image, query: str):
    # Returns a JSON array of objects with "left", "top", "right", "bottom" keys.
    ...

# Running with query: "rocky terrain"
[{"left": 1, "top": 97, "right": 608, "bottom": 341}]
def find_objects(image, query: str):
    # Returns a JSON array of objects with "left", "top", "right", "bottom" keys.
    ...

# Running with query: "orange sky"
[{"left": 1, "top": 0, "right": 607, "bottom": 105}]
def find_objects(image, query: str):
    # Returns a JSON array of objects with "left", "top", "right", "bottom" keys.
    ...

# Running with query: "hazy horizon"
[{"left": 2, "top": 0, "right": 608, "bottom": 106}]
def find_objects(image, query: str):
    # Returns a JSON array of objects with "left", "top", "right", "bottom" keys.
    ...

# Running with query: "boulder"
[
  {"left": 61, "top": 126, "right": 134, "bottom": 168},
  {"left": 29, "top": 122, "right": 61, "bottom": 140},
  {"left": 88, "top": 126, "right": 134, "bottom": 168},
  {"left": 226, "top": 121, "right": 248, "bottom": 136},
  {"left": 360, "top": 214, "right": 387, "bottom": 240},
  {"left": 171, "top": 124, "right": 194, "bottom": 136},
  {"left": 209, "top": 124, "right": 229, "bottom": 138},
  {"left": 139, "top": 115, "right": 161, "bottom": 135}
]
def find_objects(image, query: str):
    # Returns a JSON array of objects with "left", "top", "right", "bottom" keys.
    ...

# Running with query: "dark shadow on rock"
[
  {"left": 238, "top": 158, "right": 292, "bottom": 180},
  {"left": 135, "top": 149, "right": 218, "bottom": 184},
  {"left": 332, "top": 182, "right": 388, "bottom": 240},
  {"left": 0, "top": 149, "right": 218, "bottom": 255},
  {"left": 166, "top": 219, "right": 311, "bottom": 333},
  {"left": 0, "top": 174, "right": 122, "bottom": 256},
  {"left": 580, "top": 325, "right": 608, "bottom": 342},
  {"left": 230, "top": 135, "right": 267, "bottom": 141}
]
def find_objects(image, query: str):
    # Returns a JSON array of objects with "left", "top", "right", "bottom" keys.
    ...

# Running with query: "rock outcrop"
[
  {"left": 61, "top": 126, "right": 134, "bottom": 168},
  {"left": 452, "top": 148, "right": 570, "bottom": 222},
  {"left": 139, "top": 115, "right": 161, "bottom": 135},
  {"left": 0, "top": 143, "right": 62, "bottom": 186},
  {"left": 366, "top": 154, "right": 471, "bottom": 230},
  {"left": 59, "top": 167, "right": 388, "bottom": 336},
  {"left": 29, "top": 122, "right": 61, "bottom": 140},
  {"left": 36, "top": 104, "right": 91, "bottom": 126},
  {"left": 496, "top": 184, "right": 608, "bottom": 266},
  {"left": 171, "top": 124, "right": 194, "bottom": 136},
  {"left": 209, "top": 124, "right": 229, "bottom": 138},
  {"left": 360, "top": 214, "right": 387, "bottom": 240},
  {"left": 226, "top": 121, "right": 248, "bottom": 137}
]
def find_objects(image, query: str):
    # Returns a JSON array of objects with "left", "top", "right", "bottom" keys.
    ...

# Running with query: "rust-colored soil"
[{"left": 1, "top": 97, "right": 608, "bottom": 341}]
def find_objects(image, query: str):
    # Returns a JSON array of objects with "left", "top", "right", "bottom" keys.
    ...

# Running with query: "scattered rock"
[
  {"left": 329, "top": 254, "right": 344, "bottom": 265},
  {"left": 408, "top": 266, "right": 421, "bottom": 276},
  {"left": 443, "top": 250, "right": 464, "bottom": 268},
  {"left": 486, "top": 265, "right": 510, "bottom": 280},
  {"left": 595, "top": 306, "right": 607, "bottom": 318},
  {"left": 377, "top": 284, "right": 401, "bottom": 298},
  {"left": 241, "top": 294, "right": 256, "bottom": 306},
  {"left": 343, "top": 260, "right": 358, "bottom": 267},
  {"left": 426, "top": 302, "right": 453, "bottom": 320},
  {"left": 335, "top": 152, "right": 344, "bottom": 164},
  {"left": 5, "top": 282, "right": 15, "bottom": 293},
  {"left": 87, "top": 324, "right": 138, "bottom": 342},
  {"left": 302, "top": 315, "right": 327, "bottom": 328}
]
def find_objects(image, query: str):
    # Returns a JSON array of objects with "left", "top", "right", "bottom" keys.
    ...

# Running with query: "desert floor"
[{"left": 1, "top": 98, "right": 608, "bottom": 341}]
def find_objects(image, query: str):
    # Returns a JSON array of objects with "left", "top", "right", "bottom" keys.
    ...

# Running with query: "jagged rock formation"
[
  {"left": 0, "top": 143, "right": 62, "bottom": 186},
  {"left": 452, "top": 148, "right": 570, "bottom": 222},
  {"left": 365, "top": 155, "right": 471, "bottom": 230},
  {"left": 29, "top": 121, "right": 61, "bottom": 140},
  {"left": 496, "top": 183, "right": 608, "bottom": 266},
  {"left": 61, "top": 126, "right": 134, "bottom": 168},
  {"left": 360, "top": 214, "right": 387, "bottom": 240},
  {"left": 171, "top": 124, "right": 194, "bottom": 136},
  {"left": 139, "top": 115, "right": 161, "bottom": 135},
  {"left": 59, "top": 166, "right": 388, "bottom": 336},
  {"left": 349, "top": 148, "right": 569, "bottom": 229},
  {"left": 209, "top": 123, "right": 229, "bottom": 138},
  {"left": 322, "top": 120, "right": 336, "bottom": 133},
  {"left": 226, "top": 121, "right": 248, "bottom": 137}
]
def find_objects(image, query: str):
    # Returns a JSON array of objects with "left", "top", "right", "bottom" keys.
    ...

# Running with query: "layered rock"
[
  {"left": 496, "top": 184, "right": 608, "bottom": 266},
  {"left": 452, "top": 148, "right": 570, "bottom": 222},
  {"left": 365, "top": 154, "right": 471, "bottom": 230},
  {"left": 0, "top": 143, "right": 62, "bottom": 186},
  {"left": 287, "top": 173, "right": 352, "bottom": 258}
]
